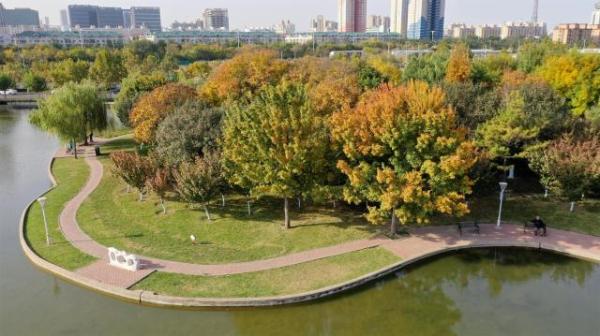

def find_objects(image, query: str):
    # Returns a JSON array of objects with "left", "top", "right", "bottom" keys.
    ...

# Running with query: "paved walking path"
[{"left": 55, "top": 143, "right": 600, "bottom": 289}]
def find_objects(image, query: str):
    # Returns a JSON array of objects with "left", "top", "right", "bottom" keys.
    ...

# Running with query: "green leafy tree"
[
  {"left": 402, "top": 49, "right": 449, "bottom": 84},
  {"left": 0, "top": 73, "right": 14, "bottom": 90},
  {"left": 29, "top": 82, "right": 107, "bottom": 158},
  {"left": 443, "top": 82, "right": 502, "bottom": 129},
  {"left": 89, "top": 49, "right": 126, "bottom": 88},
  {"left": 222, "top": 82, "right": 331, "bottom": 229},
  {"left": 23, "top": 72, "right": 47, "bottom": 92},
  {"left": 476, "top": 84, "right": 569, "bottom": 158},
  {"left": 173, "top": 152, "right": 224, "bottom": 220},
  {"left": 518, "top": 41, "right": 566, "bottom": 73},
  {"left": 49, "top": 59, "right": 89, "bottom": 86},
  {"left": 331, "top": 82, "right": 478, "bottom": 235},
  {"left": 155, "top": 102, "right": 222, "bottom": 166}
]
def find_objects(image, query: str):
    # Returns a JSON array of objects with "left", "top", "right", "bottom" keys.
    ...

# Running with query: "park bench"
[{"left": 457, "top": 220, "right": 480, "bottom": 236}]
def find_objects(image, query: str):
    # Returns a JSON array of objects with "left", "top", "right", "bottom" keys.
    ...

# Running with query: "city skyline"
[{"left": 1, "top": 0, "right": 593, "bottom": 31}]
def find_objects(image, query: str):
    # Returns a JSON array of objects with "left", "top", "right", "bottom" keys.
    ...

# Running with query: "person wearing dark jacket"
[{"left": 531, "top": 216, "right": 547, "bottom": 236}]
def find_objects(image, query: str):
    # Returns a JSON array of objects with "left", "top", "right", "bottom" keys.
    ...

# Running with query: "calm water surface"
[{"left": 1, "top": 108, "right": 599, "bottom": 336}]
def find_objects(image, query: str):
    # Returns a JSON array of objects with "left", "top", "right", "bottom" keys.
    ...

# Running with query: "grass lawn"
[
  {"left": 77, "top": 136, "right": 379, "bottom": 264},
  {"left": 132, "top": 247, "right": 400, "bottom": 297},
  {"left": 431, "top": 194, "right": 600, "bottom": 237},
  {"left": 24, "top": 158, "right": 96, "bottom": 270}
]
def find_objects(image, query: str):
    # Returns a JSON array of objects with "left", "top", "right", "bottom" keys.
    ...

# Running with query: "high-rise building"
[
  {"left": 203, "top": 8, "right": 229, "bottom": 31},
  {"left": 390, "top": 0, "right": 408, "bottom": 37},
  {"left": 366, "top": 15, "right": 390, "bottom": 33},
  {"left": 131, "top": 7, "right": 161, "bottom": 32},
  {"left": 311, "top": 15, "right": 338, "bottom": 32},
  {"left": 60, "top": 9, "right": 69, "bottom": 30},
  {"left": 501, "top": 21, "right": 546, "bottom": 39},
  {"left": 448, "top": 23, "right": 475, "bottom": 39},
  {"left": 475, "top": 24, "right": 501, "bottom": 39},
  {"left": 0, "top": 4, "right": 40, "bottom": 27},
  {"left": 553, "top": 23, "right": 600, "bottom": 45},
  {"left": 123, "top": 9, "right": 132, "bottom": 28},
  {"left": 97, "top": 7, "right": 124, "bottom": 28},
  {"left": 406, "top": 0, "right": 446, "bottom": 40},
  {"left": 338, "top": 0, "right": 367, "bottom": 33},
  {"left": 592, "top": 2, "right": 600, "bottom": 25},
  {"left": 67, "top": 5, "right": 99, "bottom": 28},
  {"left": 275, "top": 20, "right": 295, "bottom": 35}
]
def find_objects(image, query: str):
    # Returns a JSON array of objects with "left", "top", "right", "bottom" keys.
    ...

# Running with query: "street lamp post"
[
  {"left": 37, "top": 197, "right": 51, "bottom": 245},
  {"left": 496, "top": 182, "right": 508, "bottom": 228}
]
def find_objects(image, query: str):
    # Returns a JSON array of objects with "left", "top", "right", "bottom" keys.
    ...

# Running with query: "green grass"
[
  {"left": 433, "top": 194, "right": 600, "bottom": 236},
  {"left": 24, "top": 158, "right": 96, "bottom": 270},
  {"left": 96, "top": 127, "right": 132, "bottom": 139},
  {"left": 132, "top": 247, "right": 400, "bottom": 297}
]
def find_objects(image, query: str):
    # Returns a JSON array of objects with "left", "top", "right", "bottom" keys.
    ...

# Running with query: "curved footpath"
[{"left": 20, "top": 142, "right": 600, "bottom": 308}]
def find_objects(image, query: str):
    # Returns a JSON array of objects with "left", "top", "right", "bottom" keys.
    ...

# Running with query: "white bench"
[{"left": 108, "top": 247, "right": 140, "bottom": 272}]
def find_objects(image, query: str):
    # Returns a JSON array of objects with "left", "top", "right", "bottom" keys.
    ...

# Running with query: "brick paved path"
[{"left": 56, "top": 143, "right": 600, "bottom": 288}]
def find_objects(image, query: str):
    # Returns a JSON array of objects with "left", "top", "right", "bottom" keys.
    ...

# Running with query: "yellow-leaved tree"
[
  {"left": 445, "top": 44, "right": 471, "bottom": 83},
  {"left": 331, "top": 82, "right": 478, "bottom": 235}
]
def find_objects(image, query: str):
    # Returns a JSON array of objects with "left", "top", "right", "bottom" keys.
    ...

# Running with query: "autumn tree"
[
  {"left": 110, "top": 151, "right": 154, "bottom": 201},
  {"left": 537, "top": 53, "right": 600, "bottom": 116},
  {"left": 154, "top": 102, "right": 222, "bottom": 166},
  {"left": 114, "top": 71, "right": 168, "bottom": 126},
  {"left": 331, "top": 82, "right": 478, "bottom": 235},
  {"left": 146, "top": 167, "right": 172, "bottom": 214},
  {"left": 129, "top": 83, "right": 197, "bottom": 144},
  {"left": 222, "top": 82, "right": 331, "bottom": 229},
  {"left": 446, "top": 44, "right": 471, "bottom": 83},
  {"left": 286, "top": 56, "right": 360, "bottom": 115},
  {"left": 89, "top": 49, "right": 126, "bottom": 88},
  {"left": 173, "top": 152, "right": 224, "bottom": 220},
  {"left": 529, "top": 135, "right": 600, "bottom": 212},
  {"left": 200, "top": 48, "right": 288, "bottom": 105},
  {"left": 29, "top": 82, "right": 107, "bottom": 158}
]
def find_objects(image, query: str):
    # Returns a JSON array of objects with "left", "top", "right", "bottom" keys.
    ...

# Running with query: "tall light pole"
[
  {"left": 37, "top": 197, "right": 51, "bottom": 245},
  {"left": 496, "top": 182, "right": 508, "bottom": 228}
]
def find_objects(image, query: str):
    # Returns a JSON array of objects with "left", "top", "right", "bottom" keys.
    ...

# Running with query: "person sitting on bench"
[{"left": 531, "top": 216, "right": 547, "bottom": 236}]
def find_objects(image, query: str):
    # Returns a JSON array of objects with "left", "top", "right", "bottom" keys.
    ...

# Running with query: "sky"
[{"left": 3, "top": 0, "right": 595, "bottom": 31}]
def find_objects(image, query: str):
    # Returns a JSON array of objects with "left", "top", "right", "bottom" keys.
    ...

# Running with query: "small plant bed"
[
  {"left": 132, "top": 247, "right": 400, "bottom": 298},
  {"left": 24, "top": 158, "right": 96, "bottom": 270}
]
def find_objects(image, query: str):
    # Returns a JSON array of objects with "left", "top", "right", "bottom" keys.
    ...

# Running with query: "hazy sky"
[{"left": 3, "top": 0, "right": 595, "bottom": 31}]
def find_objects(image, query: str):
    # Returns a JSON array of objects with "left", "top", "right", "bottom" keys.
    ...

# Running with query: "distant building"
[
  {"left": 476, "top": 24, "right": 501, "bottom": 39},
  {"left": 122, "top": 9, "right": 132, "bottom": 28},
  {"left": 131, "top": 7, "right": 161, "bottom": 32},
  {"left": 203, "top": 8, "right": 229, "bottom": 31},
  {"left": 60, "top": 10, "right": 69, "bottom": 30},
  {"left": 0, "top": 3, "right": 39, "bottom": 27},
  {"left": 311, "top": 15, "right": 338, "bottom": 32},
  {"left": 338, "top": 0, "right": 367, "bottom": 33},
  {"left": 592, "top": 2, "right": 600, "bottom": 25},
  {"left": 553, "top": 23, "right": 600, "bottom": 45},
  {"left": 448, "top": 23, "right": 474, "bottom": 39},
  {"left": 367, "top": 15, "right": 390, "bottom": 33},
  {"left": 171, "top": 20, "right": 204, "bottom": 31},
  {"left": 67, "top": 5, "right": 99, "bottom": 28},
  {"left": 275, "top": 20, "right": 295, "bottom": 35},
  {"left": 406, "top": 0, "right": 446, "bottom": 40},
  {"left": 501, "top": 21, "right": 546, "bottom": 39},
  {"left": 97, "top": 7, "right": 124, "bottom": 28},
  {"left": 390, "top": 0, "right": 408, "bottom": 37}
]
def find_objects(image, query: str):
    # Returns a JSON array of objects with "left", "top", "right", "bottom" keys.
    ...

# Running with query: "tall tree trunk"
[
  {"left": 284, "top": 197, "right": 291, "bottom": 229},
  {"left": 138, "top": 191, "right": 144, "bottom": 202},
  {"left": 73, "top": 139, "right": 78, "bottom": 159},
  {"left": 390, "top": 213, "right": 398, "bottom": 236},
  {"left": 221, "top": 193, "right": 225, "bottom": 207},
  {"left": 297, "top": 197, "right": 301, "bottom": 209},
  {"left": 247, "top": 201, "right": 252, "bottom": 215},
  {"left": 570, "top": 201, "right": 575, "bottom": 213},
  {"left": 204, "top": 205, "right": 212, "bottom": 221}
]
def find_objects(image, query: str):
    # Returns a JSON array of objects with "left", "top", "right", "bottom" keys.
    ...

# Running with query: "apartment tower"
[{"left": 338, "top": 0, "right": 367, "bottom": 32}]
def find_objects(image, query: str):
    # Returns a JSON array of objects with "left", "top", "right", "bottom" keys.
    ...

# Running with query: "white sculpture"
[{"left": 108, "top": 247, "right": 139, "bottom": 272}]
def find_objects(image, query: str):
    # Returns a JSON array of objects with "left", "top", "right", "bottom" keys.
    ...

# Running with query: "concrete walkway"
[{"left": 56, "top": 144, "right": 600, "bottom": 289}]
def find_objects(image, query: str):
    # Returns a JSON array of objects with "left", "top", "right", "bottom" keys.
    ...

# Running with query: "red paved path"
[{"left": 55, "top": 143, "right": 600, "bottom": 289}]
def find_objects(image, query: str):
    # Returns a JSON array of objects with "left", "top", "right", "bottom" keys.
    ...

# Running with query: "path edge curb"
[{"left": 19, "top": 156, "right": 600, "bottom": 308}]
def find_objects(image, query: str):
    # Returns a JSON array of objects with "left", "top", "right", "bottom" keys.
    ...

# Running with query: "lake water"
[{"left": 1, "top": 108, "right": 599, "bottom": 336}]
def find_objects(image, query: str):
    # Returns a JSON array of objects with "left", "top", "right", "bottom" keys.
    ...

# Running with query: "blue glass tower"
[{"left": 406, "top": 0, "right": 445, "bottom": 40}]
